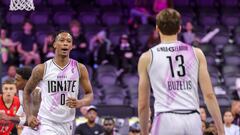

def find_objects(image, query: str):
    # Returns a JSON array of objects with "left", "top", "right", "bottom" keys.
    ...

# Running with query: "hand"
[
  {"left": 0, "top": 111, "right": 9, "bottom": 120},
  {"left": 66, "top": 97, "right": 83, "bottom": 108},
  {"left": 217, "top": 131, "right": 225, "bottom": 135},
  {"left": 79, "top": 43, "right": 87, "bottom": 48},
  {"left": 27, "top": 115, "right": 40, "bottom": 129}
]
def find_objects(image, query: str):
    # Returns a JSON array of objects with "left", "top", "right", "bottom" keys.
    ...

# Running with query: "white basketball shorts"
[
  {"left": 38, "top": 116, "right": 74, "bottom": 135},
  {"left": 21, "top": 126, "right": 39, "bottom": 135},
  {"left": 151, "top": 111, "right": 202, "bottom": 135}
]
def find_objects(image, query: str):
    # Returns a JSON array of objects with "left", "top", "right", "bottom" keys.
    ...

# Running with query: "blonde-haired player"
[{"left": 138, "top": 8, "right": 224, "bottom": 135}]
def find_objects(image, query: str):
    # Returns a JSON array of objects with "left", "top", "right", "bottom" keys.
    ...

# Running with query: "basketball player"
[
  {"left": 0, "top": 79, "right": 20, "bottom": 135},
  {"left": 138, "top": 8, "right": 225, "bottom": 135},
  {"left": 23, "top": 31, "right": 93, "bottom": 135},
  {"left": 15, "top": 66, "right": 41, "bottom": 135}
]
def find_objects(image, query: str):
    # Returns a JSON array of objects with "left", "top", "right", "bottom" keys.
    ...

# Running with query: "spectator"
[
  {"left": 90, "top": 30, "right": 111, "bottom": 66},
  {"left": 101, "top": 117, "right": 120, "bottom": 135},
  {"left": 76, "top": 106, "right": 88, "bottom": 126},
  {"left": 129, "top": 1, "right": 150, "bottom": 25},
  {"left": 17, "top": 21, "right": 40, "bottom": 65},
  {"left": 144, "top": 30, "right": 160, "bottom": 51},
  {"left": 231, "top": 78, "right": 240, "bottom": 100},
  {"left": 129, "top": 122, "right": 140, "bottom": 135},
  {"left": 231, "top": 101, "right": 240, "bottom": 126},
  {"left": 116, "top": 34, "right": 136, "bottom": 73},
  {"left": 153, "top": 0, "right": 170, "bottom": 14},
  {"left": 203, "top": 127, "right": 215, "bottom": 135},
  {"left": 202, "top": 120, "right": 207, "bottom": 132},
  {"left": 182, "top": 21, "right": 199, "bottom": 45},
  {"left": 69, "top": 20, "right": 89, "bottom": 64},
  {"left": 200, "top": 107, "right": 207, "bottom": 122},
  {"left": 0, "top": 28, "right": 19, "bottom": 64},
  {"left": 42, "top": 33, "right": 54, "bottom": 61},
  {"left": 207, "top": 120, "right": 218, "bottom": 135},
  {"left": 2, "top": 65, "right": 16, "bottom": 83},
  {"left": 0, "top": 79, "right": 20, "bottom": 135},
  {"left": 75, "top": 105, "right": 104, "bottom": 135},
  {"left": 223, "top": 110, "right": 240, "bottom": 135}
]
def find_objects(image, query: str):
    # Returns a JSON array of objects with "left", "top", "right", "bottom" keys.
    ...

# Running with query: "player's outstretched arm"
[
  {"left": 138, "top": 51, "right": 151, "bottom": 135},
  {"left": 23, "top": 64, "right": 44, "bottom": 128},
  {"left": 195, "top": 48, "right": 225, "bottom": 135}
]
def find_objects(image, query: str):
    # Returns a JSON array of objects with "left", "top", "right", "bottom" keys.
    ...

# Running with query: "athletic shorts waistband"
[{"left": 156, "top": 110, "right": 199, "bottom": 116}]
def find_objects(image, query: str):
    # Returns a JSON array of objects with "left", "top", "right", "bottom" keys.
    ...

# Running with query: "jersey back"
[
  {"left": 148, "top": 41, "right": 199, "bottom": 114},
  {"left": 38, "top": 59, "right": 80, "bottom": 123}
]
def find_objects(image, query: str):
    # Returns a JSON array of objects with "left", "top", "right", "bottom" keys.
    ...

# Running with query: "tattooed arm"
[
  {"left": 23, "top": 64, "right": 44, "bottom": 128},
  {"left": 66, "top": 63, "right": 93, "bottom": 108}
]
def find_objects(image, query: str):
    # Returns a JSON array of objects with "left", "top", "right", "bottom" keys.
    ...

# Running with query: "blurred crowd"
[{"left": 1, "top": 0, "right": 240, "bottom": 135}]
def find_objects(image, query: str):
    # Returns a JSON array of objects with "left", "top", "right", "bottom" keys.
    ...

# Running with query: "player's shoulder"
[
  {"left": 140, "top": 50, "right": 151, "bottom": 60},
  {"left": 77, "top": 62, "right": 87, "bottom": 71},
  {"left": 32, "top": 64, "right": 45, "bottom": 73}
]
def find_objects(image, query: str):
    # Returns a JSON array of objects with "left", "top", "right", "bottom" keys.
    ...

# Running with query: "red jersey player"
[{"left": 0, "top": 79, "right": 20, "bottom": 135}]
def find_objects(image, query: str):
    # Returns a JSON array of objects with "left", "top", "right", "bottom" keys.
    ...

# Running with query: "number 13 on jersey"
[{"left": 166, "top": 55, "right": 186, "bottom": 78}]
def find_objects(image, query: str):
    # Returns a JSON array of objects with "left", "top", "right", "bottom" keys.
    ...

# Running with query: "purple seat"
[
  {"left": 208, "top": 65, "right": 219, "bottom": 77},
  {"left": 138, "top": 34, "right": 150, "bottom": 47},
  {"left": 221, "top": 15, "right": 239, "bottom": 29},
  {"left": 10, "top": 31, "right": 22, "bottom": 42},
  {"left": 173, "top": 0, "right": 190, "bottom": 7},
  {"left": 30, "top": 12, "right": 49, "bottom": 25},
  {"left": 206, "top": 56, "right": 216, "bottom": 66},
  {"left": 35, "top": 31, "right": 47, "bottom": 47},
  {"left": 35, "top": 25, "right": 55, "bottom": 33},
  {"left": 182, "top": 15, "right": 193, "bottom": 25},
  {"left": 216, "top": 95, "right": 231, "bottom": 107},
  {"left": 102, "top": 12, "right": 121, "bottom": 26},
  {"left": 48, "top": 0, "right": 65, "bottom": 6},
  {"left": 222, "top": 65, "right": 240, "bottom": 76},
  {"left": 197, "top": 43, "right": 215, "bottom": 56},
  {"left": 137, "top": 24, "right": 155, "bottom": 35},
  {"left": 197, "top": 0, "right": 216, "bottom": 7},
  {"left": 223, "top": 45, "right": 240, "bottom": 55},
  {"left": 220, "top": 0, "right": 238, "bottom": 7},
  {"left": 34, "top": 0, "right": 44, "bottom": 6},
  {"left": 6, "top": 11, "right": 26, "bottom": 25},
  {"left": 108, "top": 25, "right": 129, "bottom": 35},
  {"left": 2, "top": 0, "right": 10, "bottom": 6},
  {"left": 78, "top": 12, "right": 98, "bottom": 25},
  {"left": 121, "top": 0, "right": 135, "bottom": 8},
  {"left": 123, "top": 73, "right": 138, "bottom": 88},
  {"left": 102, "top": 85, "right": 124, "bottom": 95},
  {"left": 234, "top": 33, "right": 240, "bottom": 44},
  {"left": 224, "top": 75, "right": 240, "bottom": 88},
  {"left": 53, "top": 12, "right": 73, "bottom": 27},
  {"left": 211, "top": 34, "right": 229, "bottom": 46},
  {"left": 224, "top": 55, "right": 240, "bottom": 66},
  {"left": 96, "top": 0, "right": 113, "bottom": 7},
  {"left": 210, "top": 76, "right": 219, "bottom": 86},
  {"left": 109, "top": 33, "right": 121, "bottom": 46},
  {"left": 105, "top": 95, "right": 124, "bottom": 105},
  {"left": 201, "top": 16, "right": 218, "bottom": 27}
]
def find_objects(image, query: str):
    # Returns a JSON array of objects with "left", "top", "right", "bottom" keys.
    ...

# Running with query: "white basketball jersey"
[
  {"left": 38, "top": 59, "right": 80, "bottom": 123},
  {"left": 148, "top": 41, "right": 199, "bottom": 114}
]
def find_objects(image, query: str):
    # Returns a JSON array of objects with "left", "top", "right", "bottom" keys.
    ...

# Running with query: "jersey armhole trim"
[
  {"left": 147, "top": 49, "right": 153, "bottom": 73},
  {"left": 192, "top": 47, "right": 199, "bottom": 65}
]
